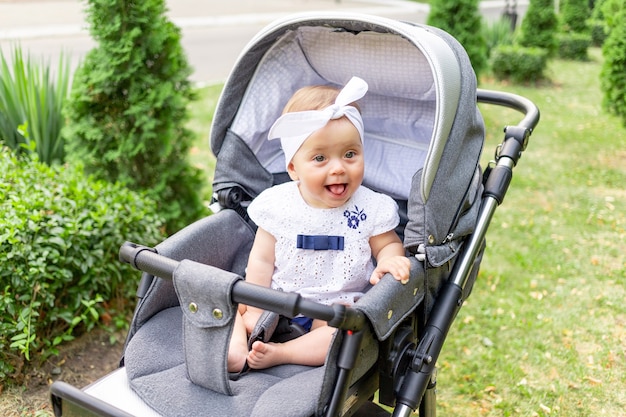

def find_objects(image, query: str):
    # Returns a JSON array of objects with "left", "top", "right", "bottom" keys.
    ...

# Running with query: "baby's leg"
[
  {"left": 247, "top": 322, "right": 335, "bottom": 369},
  {"left": 227, "top": 312, "right": 249, "bottom": 372}
]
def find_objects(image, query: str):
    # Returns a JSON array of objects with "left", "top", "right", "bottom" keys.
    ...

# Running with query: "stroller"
[{"left": 50, "top": 12, "right": 539, "bottom": 417}]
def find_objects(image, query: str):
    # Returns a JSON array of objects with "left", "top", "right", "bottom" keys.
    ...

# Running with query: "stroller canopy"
[
  {"left": 211, "top": 13, "right": 483, "bottom": 206},
  {"left": 210, "top": 13, "right": 484, "bottom": 259}
]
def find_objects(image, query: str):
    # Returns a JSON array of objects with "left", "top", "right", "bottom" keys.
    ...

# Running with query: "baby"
[{"left": 228, "top": 76, "right": 410, "bottom": 372}]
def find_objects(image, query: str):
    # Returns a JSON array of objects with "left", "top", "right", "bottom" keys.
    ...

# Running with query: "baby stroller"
[{"left": 50, "top": 12, "right": 539, "bottom": 417}]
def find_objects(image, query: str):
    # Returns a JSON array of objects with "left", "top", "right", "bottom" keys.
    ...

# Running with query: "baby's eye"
[
  {"left": 345, "top": 151, "right": 356, "bottom": 159},
  {"left": 314, "top": 155, "right": 326, "bottom": 162}
]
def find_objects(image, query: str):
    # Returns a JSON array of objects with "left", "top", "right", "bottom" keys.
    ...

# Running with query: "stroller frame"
[{"left": 50, "top": 13, "right": 539, "bottom": 417}]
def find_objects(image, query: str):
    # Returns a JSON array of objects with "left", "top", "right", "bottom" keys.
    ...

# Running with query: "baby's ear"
[{"left": 287, "top": 162, "right": 299, "bottom": 181}]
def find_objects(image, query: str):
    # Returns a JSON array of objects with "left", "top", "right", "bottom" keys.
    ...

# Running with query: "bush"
[
  {"left": 560, "top": 0, "right": 591, "bottom": 33},
  {"left": 427, "top": 0, "right": 488, "bottom": 76},
  {"left": 0, "top": 46, "right": 71, "bottom": 165},
  {"left": 64, "top": 0, "right": 207, "bottom": 234},
  {"left": 557, "top": 32, "right": 592, "bottom": 60},
  {"left": 0, "top": 148, "right": 165, "bottom": 383},
  {"left": 518, "top": 0, "right": 559, "bottom": 55},
  {"left": 600, "top": 0, "right": 626, "bottom": 126},
  {"left": 491, "top": 45, "right": 549, "bottom": 83},
  {"left": 589, "top": 19, "right": 608, "bottom": 46},
  {"left": 590, "top": 0, "right": 608, "bottom": 46}
]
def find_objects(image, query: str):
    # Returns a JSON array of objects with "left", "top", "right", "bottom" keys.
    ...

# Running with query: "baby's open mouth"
[{"left": 326, "top": 184, "right": 347, "bottom": 195}]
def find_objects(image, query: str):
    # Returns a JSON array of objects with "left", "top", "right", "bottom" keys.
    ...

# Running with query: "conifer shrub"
[
  {"left": 600, "top": 0, "right": 626, "bottom": 126},
  {"left": 558, "top": 0, "right": 592, "bottom": 59},
  {"left": 589, "top": 20, "right": 607, "bottom": 46},
  {"left": 64, "top": 0, "right": 207, "bottom": 234},
  {"left": 560, "top": 0, "right": 591, "bottom": 33},
  {"left": 518, "top": 0, "right": 559, "bottom": 55},
  {"left": 427, "top": 0, "right": 488, "bottom": 76},
  {"left": 0, "top": 148, "right": 164, "bottom": 383},
  {"left": 589, "top": 0, "right": 608, "bottom": 46}
]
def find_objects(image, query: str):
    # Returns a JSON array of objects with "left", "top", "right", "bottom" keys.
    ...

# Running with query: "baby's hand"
[{"left": 369, "top": 256, "right": 411, "bottom": 285}]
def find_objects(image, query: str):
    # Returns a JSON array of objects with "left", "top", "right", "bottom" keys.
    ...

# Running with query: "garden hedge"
[
  {"left": 557, "top": 33, "right": 591, "bottom": 60},
  {"left": 0, "top": 148, "right": 165, "bottom": 382},
  {"left": 491, "top": 45, "right": 549, "bottom": 83}
]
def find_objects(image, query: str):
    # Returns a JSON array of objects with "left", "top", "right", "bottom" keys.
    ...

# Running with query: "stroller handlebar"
[
  {"left": 478, "top": 89, "right": 540, "bottom": 206},
  {"left": 477, "top": 88, "right": 540, "bottom": 133},
  {"left": 119, "top": 242, "right": 367, "bottom": 332}
]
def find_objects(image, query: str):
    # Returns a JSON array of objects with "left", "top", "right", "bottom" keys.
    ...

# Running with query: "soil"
[{"left": 0, "top": 328, "right": 126, "bottom": 417}]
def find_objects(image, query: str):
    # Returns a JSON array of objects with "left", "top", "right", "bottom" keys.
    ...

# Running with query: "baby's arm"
[
  {"left": 241, "top": 227, "right": 276, "bottom": 333},
  {"left": 369, "top": 230, "right": 411, "bottom": 285}
]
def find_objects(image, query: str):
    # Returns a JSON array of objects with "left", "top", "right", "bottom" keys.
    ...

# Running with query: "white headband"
[{"left": 268, "top": 76, "right": 368, "bottom": 170}]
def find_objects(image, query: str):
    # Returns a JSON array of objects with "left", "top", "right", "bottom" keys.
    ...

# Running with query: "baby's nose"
[{"left": 328, "top": 158, "right": 346, "bottom": 174}]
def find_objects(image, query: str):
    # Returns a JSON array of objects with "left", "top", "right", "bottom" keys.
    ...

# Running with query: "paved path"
[
  {"left": 0, "top": 0, "right": 431, "bottom": 39},
  {"left": 0, "top": 0, "right": 527, "bottom": 83}
]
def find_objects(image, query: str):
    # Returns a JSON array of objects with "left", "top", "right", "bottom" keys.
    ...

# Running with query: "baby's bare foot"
[{"left": 247, "top": 341, "right": 285, "bottom": 370}]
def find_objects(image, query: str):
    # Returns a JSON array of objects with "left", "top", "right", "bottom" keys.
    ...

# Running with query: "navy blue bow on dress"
[{"left": 296, "top": 235, "right": 344, "bottom": 251}]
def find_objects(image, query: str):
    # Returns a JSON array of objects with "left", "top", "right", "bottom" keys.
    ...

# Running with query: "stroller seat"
[
  {"left": 121, "top": 209, "right": 384, "bottom": 417},
  {"left": 50, "top": 11, "right": 540, "bottom": 417}
]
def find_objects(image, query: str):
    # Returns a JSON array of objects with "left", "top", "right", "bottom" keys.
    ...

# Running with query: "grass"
[
  {"left": 186, "top": 47, "right": 625, "bottom": 416},
  {"left": 435, "top": 48, "right": 626, "bottom": 416},
  {"left": 187, "top": 83, "right": 222, "bottom": 201}
]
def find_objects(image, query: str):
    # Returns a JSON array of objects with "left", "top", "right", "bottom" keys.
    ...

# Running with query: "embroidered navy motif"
[
  {"left": 297, "top": 235, "right": 344, "bottom": 250},
  {"left": 344, "top": 205, "right": 367, "bottom": 229}
]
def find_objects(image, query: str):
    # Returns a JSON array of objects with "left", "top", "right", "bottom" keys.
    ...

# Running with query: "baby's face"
[{"left": 288, "top": 118, "right": 364, "bottom": 209}]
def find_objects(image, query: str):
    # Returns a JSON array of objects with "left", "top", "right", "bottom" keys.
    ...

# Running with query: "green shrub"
[
  {"left": 427, "top": 0, "right": 488, "bottom": 76},
  {"left": 0, "top": 46, "right": 71, "bottom": 165},
  {"left": 64, "top": 0, "right": 207, "bottom": 234},
  {"left": 557, "top": 32, "right": 591, "bottom": 60},
  {"left": 589, "top": 19, "right": 608, "bottom": 46},
  {"left": 600, "top": 0, "right": 626, "bottom": 126},
  {"left": 0, "top": 147, "right": 165, "bottom": 383},
  {"left": 518, "top": 0, "right": 559, "bottom": 55},
  {"left": 589, "top": 0, "right": 609, "bottom": 46},
  {"left": 490, "top": 45, "right": 549, "bottom": 83},
  {"left": 591, "top": 0, "right": 608, "bottom": 21},
  {"left": 560, "top": 0, "right": 591, "bottom": 33}
]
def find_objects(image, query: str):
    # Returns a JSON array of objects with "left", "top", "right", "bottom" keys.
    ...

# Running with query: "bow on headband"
[{"left": 268, "top": 76, "right": 368, "bottom": 170}]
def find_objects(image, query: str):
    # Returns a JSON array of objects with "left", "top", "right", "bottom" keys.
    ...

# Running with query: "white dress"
[{"left": 247, "top": 181, "right": 399, "bottom": 306}]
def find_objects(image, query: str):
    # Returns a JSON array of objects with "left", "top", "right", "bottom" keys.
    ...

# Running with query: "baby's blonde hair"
[{"left": 282, "top": 85, "right": 361, "bottom": 114}]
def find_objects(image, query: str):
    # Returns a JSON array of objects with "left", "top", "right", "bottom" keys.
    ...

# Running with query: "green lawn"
[
  {"left": 188, "top": 47, "right": 625, "bottom": 415},
  {"left": 186, "top": 83, "right": 222, "bottom": 203},
  {"left": 438, "top": 48, "right": 626, "bottom": 416}
]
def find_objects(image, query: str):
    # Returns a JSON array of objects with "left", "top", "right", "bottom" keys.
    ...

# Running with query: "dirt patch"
[{"left": 0, "top": 328, "right": 125, "bottom": 417}]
